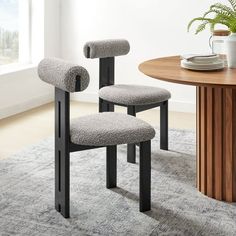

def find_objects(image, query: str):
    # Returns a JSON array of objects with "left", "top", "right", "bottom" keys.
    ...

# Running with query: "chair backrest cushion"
[
  {"left": 38, "top": 58, "right": 90, "bottom": 92},
  {"left": 84, "top": 39, "right": 130, "bottom": 59}
]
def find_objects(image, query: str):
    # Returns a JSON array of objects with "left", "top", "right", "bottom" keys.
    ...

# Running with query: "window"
[
  {"left": 0, "top": 0, "right": 31, "bottom": 67},
  {"left": 0, "top": 0, "right": 19, "bottom": 65}
]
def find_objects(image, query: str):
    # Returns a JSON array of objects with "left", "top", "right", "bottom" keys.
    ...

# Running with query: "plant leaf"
[
  {"left": 228, "top": 0, "right": 236, "bottom": 11},
  {"left": 188, "top": 0, "right": 236, "bottom": 34},
  {"left": 210, "top": 15, "right": 231, "bottom": 31},
  {"left": 187, "top": 17, "right": 212, "bottom": 32},
  {"left": 195, "top": 21, "right": 209, "bottom": 34},
  {"left": 210, "top": 3, "right": 235, "bottom": 17},
  {"left": 203, "top": 8, "right": 231, "bottom": 19}
]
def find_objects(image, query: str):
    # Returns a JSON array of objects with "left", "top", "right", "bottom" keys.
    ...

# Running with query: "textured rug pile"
[{"left": 0, "top": 129, "right": 236, "bottom": 236}]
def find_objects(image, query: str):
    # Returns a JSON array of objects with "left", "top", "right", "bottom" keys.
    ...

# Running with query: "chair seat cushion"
[
  {"left": 99, "top": 84, "right": 171, "bottom": 106},
  {"left": 70, "top": 112, "right": 155, "bottom": 146}
]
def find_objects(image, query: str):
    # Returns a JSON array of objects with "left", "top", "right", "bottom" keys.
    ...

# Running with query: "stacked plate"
[{"left": 180, "top": 54, "right": 224, "bottom": 71}]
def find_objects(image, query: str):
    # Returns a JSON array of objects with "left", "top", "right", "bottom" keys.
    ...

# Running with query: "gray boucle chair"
[
  {"left": 84, "top": 39, "right": 171, "bottom": 164},
  {"left": 38, "top": 58, "right": 156, "bottom": 218}
]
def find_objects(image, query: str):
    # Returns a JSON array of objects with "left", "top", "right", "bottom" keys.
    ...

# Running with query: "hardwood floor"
[{"left": 0, "top": 102, "right": 196, "bottom": 160}]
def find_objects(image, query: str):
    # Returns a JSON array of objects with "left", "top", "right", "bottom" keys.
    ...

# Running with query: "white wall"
[
  {"left": 0, "top": 67, "right": 52, "bottom": 119},
  {"left": 0, "top": 0, "right": 61, "bottom": 119},
  {"left": 0, "top": 0, "right": 230, "bottom": 118},
  {"left": 60, "top": 0, "right": 228, "bottom": 113}
]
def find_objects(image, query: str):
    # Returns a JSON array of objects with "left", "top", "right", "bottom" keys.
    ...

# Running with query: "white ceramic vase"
[{"left": 225, "top": 33, "right": 236, "bottom": 68}]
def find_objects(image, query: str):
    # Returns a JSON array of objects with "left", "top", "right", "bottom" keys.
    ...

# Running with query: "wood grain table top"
[{"left": 139, "top": 56, "right": 236, "bottom": 88}]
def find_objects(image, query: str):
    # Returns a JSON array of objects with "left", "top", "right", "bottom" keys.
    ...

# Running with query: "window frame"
[{"left": 19, "top": 0, "right": 32, "bottom": 64}]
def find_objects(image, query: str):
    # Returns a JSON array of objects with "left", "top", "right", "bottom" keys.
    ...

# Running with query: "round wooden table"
[{"left": 139, "top": 56, "right": 236, "bottom": 202}]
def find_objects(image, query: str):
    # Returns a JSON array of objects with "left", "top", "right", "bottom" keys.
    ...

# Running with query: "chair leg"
[
  {"left": 99, "top": 99, "right": 114, "bottom": 112},
  {"left": 106, "top": 146, "right": 117, "bottom": 188},
  {"left": 160, "top": 101, "right": 168, "bottom": 150},
  {"left": 139, "top": 140, "right": 151, "bottom": 212},
  {"left": 55, "top": 88, "right": 70, "bottom": 218},
  {"left": 55, "top": 148, "right": 70, "bottom": 218},
  {"left": 127, "top": 106, "right": 136, "bottom": 163}
]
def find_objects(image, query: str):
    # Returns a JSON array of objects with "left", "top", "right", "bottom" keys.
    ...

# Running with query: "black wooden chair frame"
[
  {"left": 98, "top": 57, "right": 168, "bottom": 164},
  {"left": 54, "top": 87, "right": 151, "bottom": 218}
]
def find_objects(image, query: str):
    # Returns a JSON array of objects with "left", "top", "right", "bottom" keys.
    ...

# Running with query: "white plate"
[
  {"left": 181, "top": 54, "right": 217, "bottom": 61},
  {"left": 181, "top": 60, "right": 224, "bottom": 71},
  {"left": 182, "top": 59, "right": 223, "bottom": 67},
  {"left": 190, "top": 55, "right": 220, "bottom": 64}
]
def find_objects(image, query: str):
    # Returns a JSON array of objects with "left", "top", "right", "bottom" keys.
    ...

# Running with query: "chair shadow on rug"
[
  {"left": 111, "top": 187, "right": 234, "bottom": 235},
  {"left": 111, "top": 144, "right": 236, "bottom": 235},
  {"left": 124, "top": 147, "right": 197, "bottom": 187},
  {"left": 145, "top": 203, "right": 233, "bottom": 235},
  {"left": 152, "top": 150, "right": 196, "bottom": 185}
]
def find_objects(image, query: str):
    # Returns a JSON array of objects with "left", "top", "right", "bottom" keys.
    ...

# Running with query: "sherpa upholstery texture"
[
  {"left": 70, "top": 112, "right": 155, "bottom": 146},
  {"left": 84, "top": 39, "right": 130, "bottom": 59},
  {"left": 38, "top": 58, "right": 90, "bottom": 92},
  {"left": 99, "top": 84, "right": 171, "bottom": 106}
]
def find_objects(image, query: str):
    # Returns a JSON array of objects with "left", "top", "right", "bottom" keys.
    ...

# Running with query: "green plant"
[{"left": 188, "top": 0, "right": 236, "bottom": 34}]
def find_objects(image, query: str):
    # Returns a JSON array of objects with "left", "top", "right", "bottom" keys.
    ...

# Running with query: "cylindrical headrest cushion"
[
  {"left": 38, "top": 58, "right": 90, "bottom": 92},
  {"left": 84, "top": 39, "right": 130, "bottom": 59}
]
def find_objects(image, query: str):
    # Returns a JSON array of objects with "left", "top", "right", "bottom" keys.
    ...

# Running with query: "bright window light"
[
  {"left": 0, "top": 0, "right": 31, "bottom": 67},
  {"left": 0, "top": 0, "right": 19, "bottom": 65}
]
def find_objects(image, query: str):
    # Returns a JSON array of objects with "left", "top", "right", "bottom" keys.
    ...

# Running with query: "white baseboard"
[
  {"left": 71, "top": 92, "right": 196, "bottom": 113},
  {"left": 169, "top": 100, "right": 196, "bottom": 113},
  {"left": 0, "top": 93, "right": 53, "bottom": 120},
  {"left": 71, "top": 92, "right": 98, "bottom": 103}
]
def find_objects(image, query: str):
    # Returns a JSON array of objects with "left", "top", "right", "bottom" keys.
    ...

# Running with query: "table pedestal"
[{"left": 197, "top": 86, "right": 236, "bottom": 202}]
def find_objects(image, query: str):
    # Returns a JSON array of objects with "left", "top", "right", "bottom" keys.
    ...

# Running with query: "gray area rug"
[{"left": 0, "top": 129, "right": 236, "bottom": 236}]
